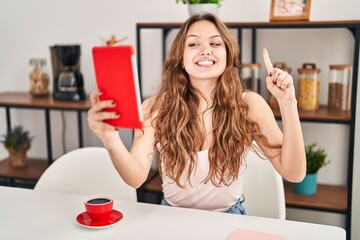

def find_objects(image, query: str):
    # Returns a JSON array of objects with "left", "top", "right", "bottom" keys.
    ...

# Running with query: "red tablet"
[{"left": 92, "top": 45, "right": 143, "bottom": 129}]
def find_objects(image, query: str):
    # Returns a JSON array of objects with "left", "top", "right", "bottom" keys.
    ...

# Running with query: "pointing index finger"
[{"left": 262, "top": 48, "right": 273, "bottom": 73}]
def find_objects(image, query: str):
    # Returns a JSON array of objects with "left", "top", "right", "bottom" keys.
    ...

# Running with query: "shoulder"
[
  {"left": 142, "top": 96, "right": 155, "bottom": 112},
  {"left": 243, "top": 91, "right": 274, "bottom": 122},
  {"left": 243, "top": 91, "right": 267, "bottom": 106},
  {"left": 142, "top": 96, "right": 159, "bottom": 123}
]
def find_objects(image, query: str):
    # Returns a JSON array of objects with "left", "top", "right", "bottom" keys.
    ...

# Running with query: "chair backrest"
[
  {"left": 34, "top": 147, "right": 137, "bottom": 202},
  {"left": 242, "top": 149, "right": 286, "bottom": 219}
]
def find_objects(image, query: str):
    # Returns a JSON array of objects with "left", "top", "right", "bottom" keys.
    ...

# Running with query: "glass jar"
[
  {"left": 29, "top": 58, "right": 50, "bottom": 97},
  {"left": 268, "top": 62, "right": 292, "bottom": 109},
  {"left": 297, "top": 63, "right": 321, "bottom": 111},
  {"left": 327, "top": 64, "right": 352, "bottom": 111},
  {"left": 241, "top": 63, "right": 261, "bottom": 93}
]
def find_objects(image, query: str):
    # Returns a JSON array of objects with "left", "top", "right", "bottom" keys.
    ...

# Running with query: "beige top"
[{"left": 162, "top": 148, "right": 248, "bottom": 212}]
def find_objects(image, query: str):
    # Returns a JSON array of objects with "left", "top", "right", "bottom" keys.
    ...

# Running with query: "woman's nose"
[{"left": 200, "top": 46, "right": 213, "bottom": 55}]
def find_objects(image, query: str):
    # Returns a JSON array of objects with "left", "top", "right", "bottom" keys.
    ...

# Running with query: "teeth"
[{"left": 197, "top": 60, "right": 214, "bottom": 66}]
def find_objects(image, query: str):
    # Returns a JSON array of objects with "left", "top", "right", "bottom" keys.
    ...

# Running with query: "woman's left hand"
[{"left": 262, "top": 48, "right": 296, "bottom": 102}]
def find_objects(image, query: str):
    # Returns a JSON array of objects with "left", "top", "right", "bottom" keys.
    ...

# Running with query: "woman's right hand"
[{"left": 87, "top": 89, "right": 121, "bottom": 146}]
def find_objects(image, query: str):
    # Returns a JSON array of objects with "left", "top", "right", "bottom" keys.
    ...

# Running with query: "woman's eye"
[
  {"left": 188, "top": 43, "right": 198, "bottom": 47},
  {"left": 210, "top": 43, "right": 221, "bottom": 47}
]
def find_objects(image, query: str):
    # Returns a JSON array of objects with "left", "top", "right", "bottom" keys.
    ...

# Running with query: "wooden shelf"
[
  {"left": 0, "top": 91, "right": 91, "bottom": 110},
  {"left": 143, "top": 172, "right": 163, "bottom": 192},
  {"left": 272, "top": 105, "right": 351, "bottom": 123},
  {"left": 0, "top": 158, "right": 48, "bottom": 181},
  {"left": 0, "top": 91, "right": 91, "bottom": 169},
  {"left": 284, "top": 182, "right": 347, "bottom": 213}
]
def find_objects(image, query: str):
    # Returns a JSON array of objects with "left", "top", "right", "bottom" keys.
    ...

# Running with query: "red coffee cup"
[{"left": 84, "top": 195, "right": 114, "bottom": 221}]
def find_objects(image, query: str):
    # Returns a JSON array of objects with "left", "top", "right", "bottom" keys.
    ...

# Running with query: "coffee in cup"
[{"left": 84, "top": 194, "right": 114, "bottom": 221}]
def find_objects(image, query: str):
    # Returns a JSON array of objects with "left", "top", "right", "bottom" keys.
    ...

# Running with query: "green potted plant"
[
  {"left": 1, "top": 125, "right": 34, "bottom": 168},
  {"left": 294, "top": 143, "right": 330, "bottom": 195},
  {"left": 176, "top": 0, "right": 223, "bottom": 16}
]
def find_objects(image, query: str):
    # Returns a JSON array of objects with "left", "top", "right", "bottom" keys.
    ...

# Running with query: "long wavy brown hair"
[{"left": 147, "top": 14, "right": 271, "bottom": 187}]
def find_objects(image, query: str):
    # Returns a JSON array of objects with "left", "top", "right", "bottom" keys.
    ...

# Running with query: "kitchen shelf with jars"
[{"left": 135, "top": 20, "right": 360, "bottom": 239}]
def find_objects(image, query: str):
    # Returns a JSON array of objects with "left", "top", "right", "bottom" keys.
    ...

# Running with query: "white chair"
[
  {"left": 242, "top": 149, "right": 286, "bottom": 219},
  {"left": 34, "top": 147, "right": 137, "bottom": 202}
]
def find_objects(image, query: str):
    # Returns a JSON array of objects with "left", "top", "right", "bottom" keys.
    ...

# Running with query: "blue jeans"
[{"left": 161, "top": 196, "right": 246, "bottom": 215}]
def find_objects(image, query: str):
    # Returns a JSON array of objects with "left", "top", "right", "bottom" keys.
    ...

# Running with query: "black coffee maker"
[{"left": 50, "top": 45, "right": 85, "bottom": 101}]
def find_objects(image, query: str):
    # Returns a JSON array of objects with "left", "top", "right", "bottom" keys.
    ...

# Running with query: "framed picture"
[{"left": 270, "top": 0, "right": 311, "bottom": 21}]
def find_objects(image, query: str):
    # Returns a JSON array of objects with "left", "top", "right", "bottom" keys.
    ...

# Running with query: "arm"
[
  {"left": 245, "top": 49, "right": 306, "bottom": 183},
  {"left": 87, "top": 90, "right": 155, "bottom": 188},
  {"left": 245, "top": 92, "right": 305, "bottom": 182}
]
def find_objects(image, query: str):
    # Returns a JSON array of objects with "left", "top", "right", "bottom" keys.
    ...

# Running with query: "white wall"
[{"left": 1, "top": 0, "right": 360, "bottom": 238}]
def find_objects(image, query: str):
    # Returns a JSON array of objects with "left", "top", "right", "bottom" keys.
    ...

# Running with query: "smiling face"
[{"left": 183, "top": 20, "right": 227, "bottom": 86}]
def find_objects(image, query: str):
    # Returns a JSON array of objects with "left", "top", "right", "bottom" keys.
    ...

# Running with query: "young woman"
[{"left": 87, "top": 14, "right": 306, "bottom": 214}]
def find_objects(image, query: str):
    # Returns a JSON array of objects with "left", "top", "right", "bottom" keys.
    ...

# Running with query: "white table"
[{"left": 0, "top": 186, "right": 345, "bottom": 240}]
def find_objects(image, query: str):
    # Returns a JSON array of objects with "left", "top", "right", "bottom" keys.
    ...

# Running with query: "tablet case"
[{"left": 92, "top": 45, "right": 143, "bottom": 129}]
